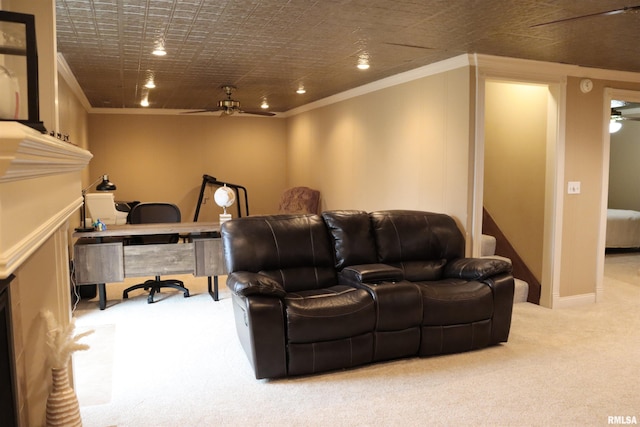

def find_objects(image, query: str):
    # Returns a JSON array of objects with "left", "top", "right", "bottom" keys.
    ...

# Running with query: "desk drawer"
[
  {"left": 194, "top": 238, "right": 227, "bottom": 276},
  {"left": 74, "top": 241, "right": 124, "bottom": 284},
  {"left": 124, "top": 243, "right": 195, "bottom": 277}
]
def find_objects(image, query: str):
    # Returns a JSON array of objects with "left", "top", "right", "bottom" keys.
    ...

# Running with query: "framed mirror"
[{"left": 0, "top": 10, "right": 45, "bottom": 133}]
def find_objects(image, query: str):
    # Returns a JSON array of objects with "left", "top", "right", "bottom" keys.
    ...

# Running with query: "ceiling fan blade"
[
  {"left": 240, "top": 110, "right": 277, "bottom": 117},
  {"left": 531, "top": 5, "right": 640, "bottom": 28},
  {"left": 181, "top": 108, "right": 221, "bottom": 114},
  {"left": 382, "top": 42, "right": 438, "bottom": 50}
]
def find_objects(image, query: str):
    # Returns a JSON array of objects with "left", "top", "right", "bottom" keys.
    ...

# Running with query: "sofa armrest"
[
  {"left": 339, "top": 263, "right": 404, "bottom": 284},
  {"left": 226, "top": 271, "right": 286, "bottom": 298},
  {"left": 483, "top": 272, "right": 515, "bottom": 343},
  {"left": 444, "top": 257, "right": 512, "bottom": 281}
]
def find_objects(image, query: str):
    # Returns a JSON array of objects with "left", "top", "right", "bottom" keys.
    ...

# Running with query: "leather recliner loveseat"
[{"left": 221, "top": 210, "right": 514, "bottom": 379}]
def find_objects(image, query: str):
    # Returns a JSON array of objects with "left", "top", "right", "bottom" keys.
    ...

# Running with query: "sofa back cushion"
[
  {"left": 369, "top": 210, "right": 465, "bottom": 280},
  {"left": 221, "top": 214, "right": 336, "bottom": 292},
  {"left": 322, "top": 210, "right": 378, "bottom": 270}
]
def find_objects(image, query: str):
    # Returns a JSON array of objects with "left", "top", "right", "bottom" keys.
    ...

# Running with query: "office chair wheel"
[
  {"left": 147, "top": 294, "right": 154, "bottom": 304},
  {"left": 184, "top": 290, "right": 190, "bottom": 298}
]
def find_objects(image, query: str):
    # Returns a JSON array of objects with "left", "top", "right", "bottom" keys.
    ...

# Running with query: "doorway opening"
[
  {"left": 597, "top": 89, "right": 640, "bottom": 300},
  {"left": 479, "top": 79, "right": 561, "bottom": 307}
]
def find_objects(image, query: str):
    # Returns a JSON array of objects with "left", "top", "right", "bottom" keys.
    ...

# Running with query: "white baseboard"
[{"left": 552, "top": 292, "right": 596, "bottom": 308}]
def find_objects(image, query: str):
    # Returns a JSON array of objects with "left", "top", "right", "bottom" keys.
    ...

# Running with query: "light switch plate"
[{"left": 568, "top": 181, "right": 581, "bottom": 194}]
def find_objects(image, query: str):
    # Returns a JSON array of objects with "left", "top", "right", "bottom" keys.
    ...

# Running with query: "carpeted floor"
[{"left": 72, "top": 254, "right": 640, "bottom": 427}]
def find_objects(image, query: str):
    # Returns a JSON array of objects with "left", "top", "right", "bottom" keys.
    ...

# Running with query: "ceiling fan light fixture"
[{"left": 610, "top": 120, "right": 622, "bottom": 133}]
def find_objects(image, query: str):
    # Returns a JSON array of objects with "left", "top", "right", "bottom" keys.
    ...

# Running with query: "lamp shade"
[{"left": 96, "top": 174, "right": 116, "bottom": 191}]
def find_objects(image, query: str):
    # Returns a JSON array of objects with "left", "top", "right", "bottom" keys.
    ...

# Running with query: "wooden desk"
[{"left": 73, "top": 222, "right": 226, "bottom": 309}]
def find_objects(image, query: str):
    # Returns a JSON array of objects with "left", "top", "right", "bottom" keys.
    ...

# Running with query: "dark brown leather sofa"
[{"left": 221, "top": 210, "right": 514, "bottom": 379}]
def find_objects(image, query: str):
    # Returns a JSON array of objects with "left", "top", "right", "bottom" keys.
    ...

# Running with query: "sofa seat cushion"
[
  {"left": 285, "top": 285, "right": 375, "bottom": 343},
  {"left": 417, "top": 279, "right": 493, "bottom": 325}
]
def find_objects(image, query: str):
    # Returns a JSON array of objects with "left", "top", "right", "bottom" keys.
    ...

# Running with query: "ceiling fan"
[
  {"left": 611, "top": 108, "right": 640, "bottom": 122},
  {"left": 531, "top": 5, "right": 640, "bottom": 27},
  {"left": 184, "top": 85, "right": 275, "bottom": 116}
]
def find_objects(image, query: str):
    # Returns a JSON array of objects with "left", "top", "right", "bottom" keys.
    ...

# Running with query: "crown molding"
[
  {"left": 57, "top": 53, "right": 93, "bottom": 111},
  {"left": 284, "top": 54, "right": 474, "bottom": 117},
  {"left": 473, "top": 54, "right": 640, "bottom": 83}
]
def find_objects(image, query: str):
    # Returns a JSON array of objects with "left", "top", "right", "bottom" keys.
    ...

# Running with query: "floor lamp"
[{"left": 75, "top": 174, "right": 117, "bottom": 232}]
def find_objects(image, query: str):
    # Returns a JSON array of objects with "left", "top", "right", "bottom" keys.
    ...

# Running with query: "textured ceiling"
[{"left": 55, "top": 0, "right": 640, "bottom": 114}]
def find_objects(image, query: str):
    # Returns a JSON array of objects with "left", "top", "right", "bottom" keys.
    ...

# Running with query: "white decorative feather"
[{"left": 41, "top": 310, "right": 93, "bottom": 369}]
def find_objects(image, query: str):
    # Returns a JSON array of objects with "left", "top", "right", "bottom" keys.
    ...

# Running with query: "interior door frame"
[
  {"left": 596, "top": 88, "right": 640, "bottom": 301},
  {"left": 472, "top": 58, "right": 566, "bottom": 308}
]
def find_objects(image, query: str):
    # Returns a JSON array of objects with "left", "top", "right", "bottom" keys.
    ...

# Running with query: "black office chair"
[{"left": 122, "top": 202, "right": 190, "bottom": 303}]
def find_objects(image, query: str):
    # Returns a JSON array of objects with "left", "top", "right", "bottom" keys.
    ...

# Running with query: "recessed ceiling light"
[
  {"left": 140, "top": 98, "right": 149, "bottom": 107},
  {"left": 144, "top": 79, "right": 156, "bottom": 89},
  {"left": 296, "top": 86, "right": 306, "bottom": 94},
  {"left": 357, "top": 53, "right": 370, "bottom": 70},
  {"left": 152, "top": 46, "right": 166, "bottom": 56},
  {"left": 261, "top": 99, "right": 269, "bottom": 109}
]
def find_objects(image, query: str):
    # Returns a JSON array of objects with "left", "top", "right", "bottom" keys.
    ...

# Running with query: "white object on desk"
[
  {"left": 85, "top": 192, "right": 128, "bottom": 225},
  {"left": 214, "top": 185, "right": 236, "bottom": 224}
]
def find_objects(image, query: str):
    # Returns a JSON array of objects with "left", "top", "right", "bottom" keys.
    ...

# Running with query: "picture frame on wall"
[{"left": 0, "top": 10, "right": 46, "bottom": 133}]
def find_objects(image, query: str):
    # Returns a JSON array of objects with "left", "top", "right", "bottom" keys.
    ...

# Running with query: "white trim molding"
[
  {"left": 0, "top": 199, "right": 79, "bottom": 278},
  {"left": 57, "top": 53, "right": 93, "bottom": 112},
  {"left": 552, "top": 292, "right": 597, "bottom": 309},
  {"left": 0, "top": 122, "right": 91, "bottom": 278},
  {"left": 0, "top": 121, "right": 91, "bottom": 182}
]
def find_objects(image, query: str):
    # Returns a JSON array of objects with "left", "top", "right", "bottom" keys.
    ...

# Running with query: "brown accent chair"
[{"left": 277, "top": 186, "right": 320, "bottom": 214}]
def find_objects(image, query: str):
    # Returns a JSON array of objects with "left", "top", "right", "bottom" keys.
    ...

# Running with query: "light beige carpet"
[
  {"left": 74, "top": 323, "right": 115, "bottom": 406},
  {"left": 72, "top": 255, "right": 640, "bottom": 427}
]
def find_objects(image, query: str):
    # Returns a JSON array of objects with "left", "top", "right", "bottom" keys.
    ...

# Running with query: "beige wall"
[
  {"left": 286, "top": 66, "right": 474, "bottom": 240},
  {"left": 58, "top": 76, "right": 89, "bottom": 151},
  {"left": 58, "top": 72, "right": 91, "bottom": 234},
  {"left": 608, "top": 120, "right": 640, "bottom": 210},
  {"left": 86, "top": 114, "right": 287, "bottom": 221},
  {"left": 484, "top": 81, "right": 548, "bottom": 282},
  {"left": 560, "top": 77, "right": 606, "bottom": 298}
]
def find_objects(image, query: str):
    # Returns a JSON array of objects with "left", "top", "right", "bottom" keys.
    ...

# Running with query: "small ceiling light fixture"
[
  {"left": 152, "top": 42, "right": 167, "bottom": 56},
  {"left": 610, "top": 120, "right": 622, "bottom": 133},
  {"left": 357, "top": 53, "right": 370, "bottom": 70},
  {"left": 261, "top": 99, "right": 269, "bottom": 109},
  {"left": 296, "top": 85, "right": 306, "bottom": 94}
]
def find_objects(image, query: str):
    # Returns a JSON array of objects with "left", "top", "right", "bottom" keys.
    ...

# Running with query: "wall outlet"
[{"left": 568, "top": 181, "right": 581, "bottom": 194}]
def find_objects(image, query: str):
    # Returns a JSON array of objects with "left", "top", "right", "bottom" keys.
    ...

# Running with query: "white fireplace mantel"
[{"left": 0, "top": 122, "right": 92, "bottom": 278}]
